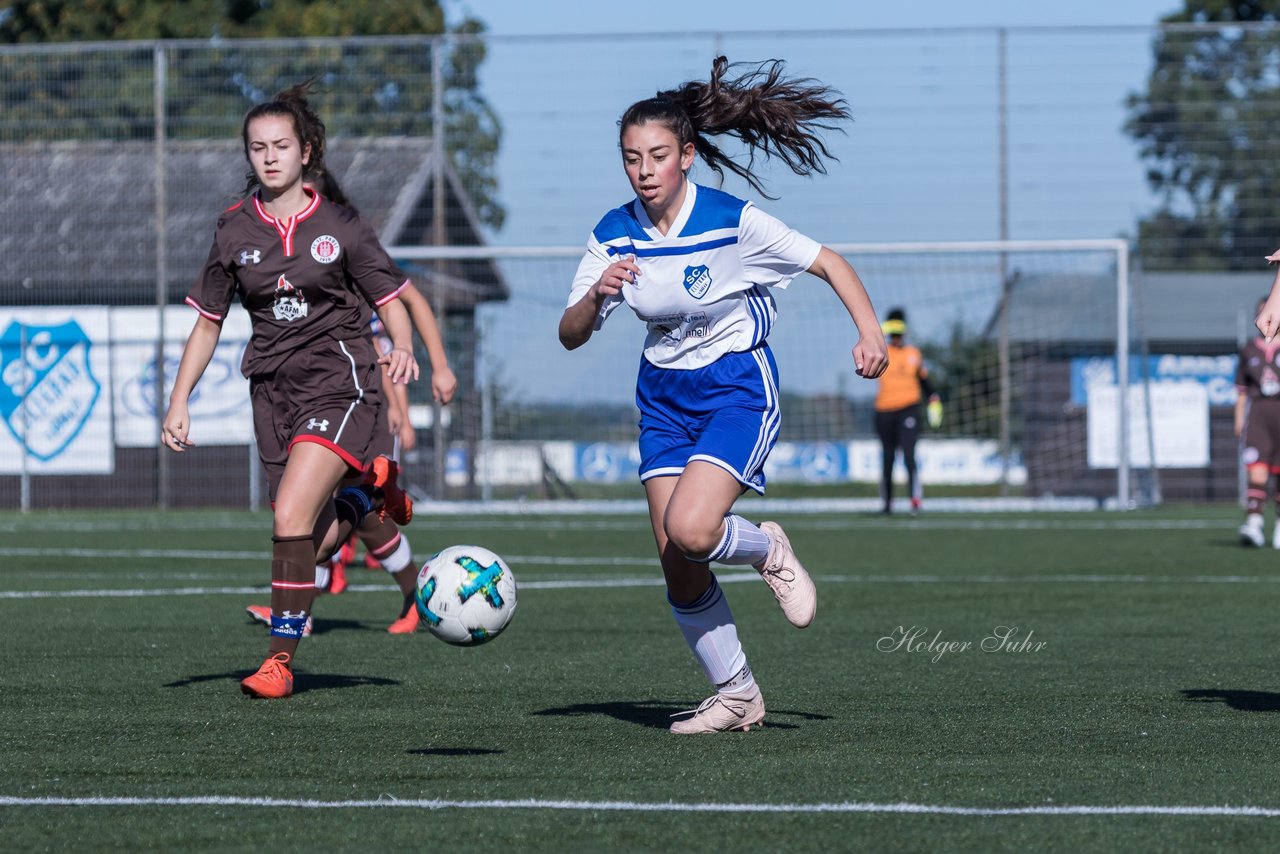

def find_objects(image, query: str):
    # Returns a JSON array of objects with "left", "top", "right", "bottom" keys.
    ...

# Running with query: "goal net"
[{"left": 391, "top": 239, "right": 1161, "bottom": 511}]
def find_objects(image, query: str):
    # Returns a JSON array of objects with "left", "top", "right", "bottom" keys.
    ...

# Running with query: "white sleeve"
[
  {"left": 566, "top": 236, "right": 624, "bottom": 329},
  {"left": 738, "top": 203, "right": 822, "bottom": 291}
]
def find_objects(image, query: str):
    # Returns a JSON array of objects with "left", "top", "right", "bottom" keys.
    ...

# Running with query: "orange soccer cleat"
[
  {"left": 387, "top": 605, "right": 419, "bottom": 635},
  {"left": 240, "top": 652, "right": 294, "bottom": 699},
  {"left": 366, "top": 455, "right": 413, "bottom": 525}
]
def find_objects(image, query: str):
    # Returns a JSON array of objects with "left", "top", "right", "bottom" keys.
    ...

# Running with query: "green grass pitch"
[{"left": 5, "top": 505, "right": 1280, "bottom": 851}]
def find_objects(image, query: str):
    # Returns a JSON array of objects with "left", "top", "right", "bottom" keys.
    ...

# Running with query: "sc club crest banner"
[{"left": 0, "top": 309, "right": 112, "bottom": 473}]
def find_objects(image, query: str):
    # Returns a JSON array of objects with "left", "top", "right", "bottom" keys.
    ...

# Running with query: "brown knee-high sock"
[{"left": 268, "top": 534, "right": 319, "bottom": 658}]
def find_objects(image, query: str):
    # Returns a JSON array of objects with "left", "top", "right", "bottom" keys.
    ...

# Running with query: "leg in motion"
[
  {"left": 653, "top": 469, "right": 767, "bottom": 734},
  {"left": 242, "top": 443, "right": 351, "bottom": 699}
]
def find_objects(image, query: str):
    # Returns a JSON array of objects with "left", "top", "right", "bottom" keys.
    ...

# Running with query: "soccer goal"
[{"left": 389, "top": 239, "right": 1162, "bottom": 511}]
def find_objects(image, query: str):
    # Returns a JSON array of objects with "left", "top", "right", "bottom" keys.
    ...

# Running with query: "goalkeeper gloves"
[{"left": 926, "top": 397, "right": 943, "bottom": 429}]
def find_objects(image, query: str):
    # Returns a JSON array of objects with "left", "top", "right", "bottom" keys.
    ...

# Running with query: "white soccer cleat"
[
  {"left": 1240, "top": 517, "right": 1265, "bottom": 548},
  {"left": 757, "top": 521, "right": 817, "bottom": 628},
  {"left": 669, "top": 685, "right": 765, "bottom": 734}
]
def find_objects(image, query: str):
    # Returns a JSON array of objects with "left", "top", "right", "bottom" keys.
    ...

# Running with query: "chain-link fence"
[{"left": 0, "top": 27, "right": 1271, "bottom": 508}]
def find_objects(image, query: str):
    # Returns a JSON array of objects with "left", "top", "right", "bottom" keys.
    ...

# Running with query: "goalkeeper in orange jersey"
[{"left": 873, "top": 308, "right": 941, "bottom": 515}]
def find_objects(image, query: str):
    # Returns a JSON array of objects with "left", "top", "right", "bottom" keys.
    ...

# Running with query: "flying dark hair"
[
  {"left": 619, "top": 56, "right": 851, "bottom": 198},
  {"left": 240, "top": 79, "right": 351, "bottom": 207}
]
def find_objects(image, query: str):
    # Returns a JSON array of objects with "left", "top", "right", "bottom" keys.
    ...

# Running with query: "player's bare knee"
[
  {"left": 271, "top": 503, "right": 317, "bottom": 541},
  {"left": 664, "top": 516, "right": 720, "bottom": 560}
]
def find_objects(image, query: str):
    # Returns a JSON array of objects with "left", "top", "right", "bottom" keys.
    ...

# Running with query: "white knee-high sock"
[
  {"left": 704, "top": 514, "right": 771, "bottom": 566},
  {"left": 313, "top": 563, "right": 330, "bottom": 590},
  {"left": 669, "top": 573, "right": 755, "bottom": 694}
]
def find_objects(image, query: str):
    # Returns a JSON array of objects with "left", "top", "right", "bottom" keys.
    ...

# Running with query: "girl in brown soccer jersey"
[{"left": 163, "top": 82, "right": 419, "bottom": 698}]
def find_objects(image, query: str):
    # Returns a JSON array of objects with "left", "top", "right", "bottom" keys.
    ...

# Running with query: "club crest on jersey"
[
  {"left": 683, "top": 264, "right": 712, "bottom": 299},
  {"left": 0, "top": 320, "right": 101, "bottom": 461},
  {"left": 239, "top": 249, "right": 261, "bottom": 265},
  {"left": 272, "top": 275, "right": 309, "bottom": 322},
  {"left": 311, "top": 235, "right": 340, "bottom": 264}
]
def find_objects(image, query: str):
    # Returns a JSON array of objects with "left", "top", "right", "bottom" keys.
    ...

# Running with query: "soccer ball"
[{"left": 415, "top": 545, "right": 517, "bottom": 646}]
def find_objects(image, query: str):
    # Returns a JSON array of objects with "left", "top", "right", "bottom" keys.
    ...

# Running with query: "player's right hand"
[
  {"left": 161, "top": 403, "right": 193, "bottom": 452},
  {"left": 595, "top": 255, "right": 640, "bottom": 299}
]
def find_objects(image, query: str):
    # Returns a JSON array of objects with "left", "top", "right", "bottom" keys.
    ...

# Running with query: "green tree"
[
  {"left": 1125, "top": 1, "right": 1280, "bottom": 270},
  {"left": 0, "top": 0, "right": 503, "bottom": 229},
  {"left": 921, "top": 324, "right": 1004, "bottom": 439}
]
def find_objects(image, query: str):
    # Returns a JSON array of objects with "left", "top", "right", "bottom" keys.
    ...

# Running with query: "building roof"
[
  {"left": 2, "top": 136, "right": 506, "bottom": 309},
  {"left": 993, "top": 269, "right": 1272, "bottom": 350}
]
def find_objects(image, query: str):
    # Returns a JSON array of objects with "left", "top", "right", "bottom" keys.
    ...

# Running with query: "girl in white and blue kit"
[{"left": 559, "top": 57, "right": 888, "bottom": 733}]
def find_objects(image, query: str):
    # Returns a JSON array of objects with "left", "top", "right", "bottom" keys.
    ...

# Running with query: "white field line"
[
  {"left": 1, "top": 794, "right": 1279, "bottom": 817},
  {"left": 6, "top": 571, "right": 1280, "bottom": 601}
]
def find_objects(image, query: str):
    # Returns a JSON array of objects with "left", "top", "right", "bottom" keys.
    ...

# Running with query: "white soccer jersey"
[{"left": 567, "top": 181, "right": 821, "bottom": 370}]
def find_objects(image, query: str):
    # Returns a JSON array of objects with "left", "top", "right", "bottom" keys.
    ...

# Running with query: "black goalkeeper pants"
[{"left": 875, "top": 403, "right": 923, "bottom": 511}]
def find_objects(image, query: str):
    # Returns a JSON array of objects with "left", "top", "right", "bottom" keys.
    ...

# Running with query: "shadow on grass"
[
  {"left": 1182, "top": 688, "right": 1280, "bottom": 712},
  {"left": 1209, "top": 539, "right": 1260, "bottom": 550},
  {"left": 407, "top": 747, "right": 505, "bottom": 757},
  {"left": 164, "top": 671, "right": 399, "bottom": 694},
  {"left": 533, "top": 700, "right": 831, "bottom": 730},
  {"left": 303, "top": 618, "right": 369, "bottom": 636}
]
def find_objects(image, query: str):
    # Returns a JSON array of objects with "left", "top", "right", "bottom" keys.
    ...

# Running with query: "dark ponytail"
[
  {"left": 240, "top": 78, "right": 351, "bottom": 207},
  {"left": 619, "top": 56, "right": 851, "bottom": 198}
]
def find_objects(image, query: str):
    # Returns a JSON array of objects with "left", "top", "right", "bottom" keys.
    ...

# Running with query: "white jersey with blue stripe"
[{"left": 567, "top": 181, "right": 822, "bottom": 370}]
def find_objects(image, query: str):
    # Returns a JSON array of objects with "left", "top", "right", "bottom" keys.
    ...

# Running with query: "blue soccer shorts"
[{"left": 635, "top": 345, "right": 781, "bottom": 494}]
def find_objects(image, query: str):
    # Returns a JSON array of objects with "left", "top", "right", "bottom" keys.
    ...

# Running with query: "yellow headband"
[{"left": 882, "top": 319, "right": 906, "bottom": 336}]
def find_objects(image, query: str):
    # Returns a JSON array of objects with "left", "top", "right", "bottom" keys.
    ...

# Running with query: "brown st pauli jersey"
[
  {"left": 186, "top": 191, "right": 406, "bottom": 377},
  {"left": 1236, "top": 338, "right": 1280, "bottom": 400}
]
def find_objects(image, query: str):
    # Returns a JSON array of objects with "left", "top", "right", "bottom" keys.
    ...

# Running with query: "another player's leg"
[
  {"left": 1240, "top": 464, "right": 1267, "bottom": 548},
  {"left": 875, "top": 410, "right": 896, "bottom": 514},
  {"left": 1272, "top": 466, "right": 1280, "bottom": 549},
  {"left": 355, "top": 514, "right": 420, "bottom": 633},
  {"left": 649, "top": 473, "right": 764, "bottom": 734},
  {"left": 901, "top": 406, "right": 922, "bottom": 515}
]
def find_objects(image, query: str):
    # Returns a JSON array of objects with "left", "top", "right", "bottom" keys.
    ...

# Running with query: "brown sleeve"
[
  {"left": 345, "top": 215, "right": 408, "bottom": 308},
  {"left": 185, "top": 230, "right": 236, "bottom": 321}
]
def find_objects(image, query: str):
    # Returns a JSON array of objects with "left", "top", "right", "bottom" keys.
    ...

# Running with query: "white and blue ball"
[{"left": 415, "top": 545, "right": 517, "bottom": 646}]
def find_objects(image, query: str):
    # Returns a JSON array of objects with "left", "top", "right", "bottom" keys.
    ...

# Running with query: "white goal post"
[{"left": 389, "top": 238, "right": 1166, "bottom": 510}]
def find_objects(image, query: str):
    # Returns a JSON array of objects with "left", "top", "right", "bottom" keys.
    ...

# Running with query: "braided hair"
[{"left": 619, "top": 56, "right": 851, "bottom": 198}]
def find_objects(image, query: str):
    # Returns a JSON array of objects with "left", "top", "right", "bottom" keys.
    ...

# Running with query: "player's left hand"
[
  {"left": 379, "top": 347, "right": 419, "bottom": 384},
  {"left": 853, "top": 336, "right": 888, "bottom": 379},
  {"left": 433, "top": 365, "right": 458, "bottom": 405}
]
